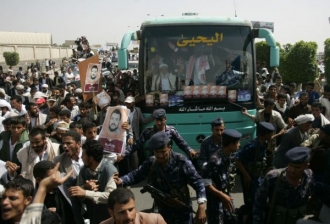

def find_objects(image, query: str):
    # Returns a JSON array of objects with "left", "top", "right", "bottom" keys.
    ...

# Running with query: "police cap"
[
  {"left": 211, "top": 117, "right": 224, "bottom": 127},
  {"left": 148, "top": 132, "right": 171, "bottom": 151},
  {"left": 258, "top": 122, "right": 275, "bottom": 133},
  {"left": 222, "top": 129, "right": 242, "bottom": 140},
  {"left": 153, "top": 109, "right": 166, "bottom": 119},
  {"left": 285, "top": 147, "right": 310, "bottom": 164}
]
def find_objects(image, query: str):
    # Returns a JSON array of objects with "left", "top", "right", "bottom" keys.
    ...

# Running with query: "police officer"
[
  {"left": 253, "top": 147, "right": 330, "bottom": 224},
  {"left": 197, "top": 117, "right": 225, "bottom": 169},
  {"left": 114, "top": 132, "right": 207, "bottom": 224},
  {"left": 202, "top": 129, "right": 242, "bottom": 224},
  {"left": 123, "top": 109, "right": 197, "bottom": 160},
  {"left": 234, "top": 122, "right": 275, "bottom": 223}
]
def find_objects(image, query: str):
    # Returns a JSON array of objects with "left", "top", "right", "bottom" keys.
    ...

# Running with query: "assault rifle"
[{"left": 140, "top": 184, "right": 196, "bottom": 214}]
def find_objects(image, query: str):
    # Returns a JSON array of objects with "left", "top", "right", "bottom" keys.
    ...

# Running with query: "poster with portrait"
[
  {"left": 84, "top": 63, "right": 101, "bottom": 92},
  {"left": 78, "top": 55, "right": 102, "bottom": 101},
  {"left": 98, "top": 106, "right": 130, "bottom": 154}
]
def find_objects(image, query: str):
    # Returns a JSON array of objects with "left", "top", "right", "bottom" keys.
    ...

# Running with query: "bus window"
[{"left": 143, "top": 25, "right": 253, "bottom": 108}]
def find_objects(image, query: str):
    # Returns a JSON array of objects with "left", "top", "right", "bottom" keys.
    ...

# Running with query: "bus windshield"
[{"left": 142, "top": 25, "right": 254, "bottom": 111}]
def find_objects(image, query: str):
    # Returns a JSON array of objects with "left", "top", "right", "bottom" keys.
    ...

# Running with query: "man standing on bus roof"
[
  {"left": 123, "top": 108, "right": 197, "bottom": 160},
  {"left": 197, "top": 117, "right": 225, "bottom": 170}
]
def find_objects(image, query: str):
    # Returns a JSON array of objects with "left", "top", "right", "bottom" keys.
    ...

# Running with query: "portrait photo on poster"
[
  {"left": 98, "top": 106, "right": 130, "bottom": 154},
  {"left": 84, "top": 63, "right": 101, "bottom": 92}
]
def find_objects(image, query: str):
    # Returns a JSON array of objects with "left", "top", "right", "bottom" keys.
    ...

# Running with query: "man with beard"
[
  {"left": 41, "top": 84, "right": 51, "bottom": 96},
  {"left": 253, "top": 147, "right": 330, "bottom": 224},
  {"left": 109, "top": 109, "right": 122, "bottom": 135},
  {"left": 198, "top": 117, "right": 226, "bottom": 170},
  {"left": 151, "top": 63, "right": 176, "bottom": 92},
  {"left": 39, "top": 72, "right": 53, "bottom": 90},
  {"left": 100, "top": 188, "right": 166, "bottom": 224},
  {"left": 273, "top": 114, "right": 314, "bottom": 169},
  {"left": 84, "top": 65, "right": 100, "bottom": 92},
  {"left": 0, "top": 177, "right": 34, "bottom": 224},
  {"left": 114, "top": 132, "right": 206, "bottom": 224},
  {"left": 2, "top": 126, "right": 60, "bottom": 187},
  {"left": 52, "top": 131, "right": 86, "bottom": 224},
  {"left": 68, "top": 140, "right": 117, "bottom": 224},
  {"left": 288, "top": 92, "right": 312, "bottom": 121},
  {"left": 26, "top": 102, "right": 48, "bottom": 131},
  {"left": 123, "top": 109, "right": 196, "bottom": 160},
  {"left": 35, "top": 97, "right": 49, "bottom": 115},
  {"left": 125, "top": 96, "right": 154, "bottom": 169}
]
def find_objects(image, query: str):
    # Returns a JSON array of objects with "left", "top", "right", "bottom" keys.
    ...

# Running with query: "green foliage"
[
  {"left": 281, "top": 41, "right": 318, "bottom": 84},
  {"left": 324, "top": 38, "right": 330, "bottom": 85},
  {"left": 282, "top": 44, "right": 293, "bottom": 53},
  {"left": 255, "top": 41, "right": 270, "bottom": 70},
  {"left": 2, "top": 52, "right": 19, "bottom": 67}
]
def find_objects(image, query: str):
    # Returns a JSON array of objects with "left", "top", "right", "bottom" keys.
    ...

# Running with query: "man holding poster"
[
  {"left": 99, "top": 106, "right": 131, "bottom": 155},
  {"left": 84, "top": 64, "right": 101, "bottom": 92}
]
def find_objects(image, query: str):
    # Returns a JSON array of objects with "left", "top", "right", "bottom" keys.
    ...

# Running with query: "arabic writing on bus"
[{"left": 176, "top": 32, "right": 223, "bottom": 47}]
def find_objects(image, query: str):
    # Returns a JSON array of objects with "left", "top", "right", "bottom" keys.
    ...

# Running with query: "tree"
[
  {"left": 255, "top": 41, "right": 282, "bottom": 71},
  {"left": 281, "top": 41, "right": 318, "bottom": 84},
  {"left": 324, "top": 38, "right": 330, "bottom": 84},
  {"left": 255, "top": 41, "right": 269, "bottom": 69},
  {"left": 3, "top": 52, "right": 20, "bottom": 67},
  {"left": 282, "top": 44, "right": 293, "bottom": 53}
]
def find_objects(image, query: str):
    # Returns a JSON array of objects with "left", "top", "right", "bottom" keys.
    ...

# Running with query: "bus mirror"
[
  {"left": 270, "top": 47, "right": 279, "bottom": 67},
  {"left": 136, "top": 30, "right": 141, "bottom": 40},
  {"left": 118, "top": 49, "right": 128, "bottom": 70}
]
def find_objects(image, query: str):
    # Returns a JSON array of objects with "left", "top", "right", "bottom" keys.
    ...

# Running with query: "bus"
[{"left": 118, "top": 15, "right": 279, "bottom": 152}]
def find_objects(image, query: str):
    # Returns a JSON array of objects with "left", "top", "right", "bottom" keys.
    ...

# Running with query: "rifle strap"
[{"left": 266, "top": 169, "right": 283, "bottom": 224}]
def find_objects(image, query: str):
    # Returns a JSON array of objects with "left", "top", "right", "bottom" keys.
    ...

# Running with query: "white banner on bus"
[{"left": 251, "top": 21, "right": 274, "bottom": 32}]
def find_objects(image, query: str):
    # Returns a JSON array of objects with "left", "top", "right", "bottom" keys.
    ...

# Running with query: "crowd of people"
[{"left": 0, "top": 56, "right": 330, "bottom": 224}]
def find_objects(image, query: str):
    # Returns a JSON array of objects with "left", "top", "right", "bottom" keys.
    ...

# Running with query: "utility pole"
[{"left": 234, "top": 0, "right": 237, "bottom": 17}]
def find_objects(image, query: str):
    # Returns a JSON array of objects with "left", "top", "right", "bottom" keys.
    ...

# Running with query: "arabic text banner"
[{"left": 98, "top": 106, "right": 130, "bottom": 154}]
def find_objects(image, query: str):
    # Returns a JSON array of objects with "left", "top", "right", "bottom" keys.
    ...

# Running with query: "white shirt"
[
  {"left": 13, "top": 104, "right": 27, "bottom": 116},
  {"left": 161, "top": 76, "right": 171, "bottom": 91},
  {"left": 71, "top": 149, "right": 83, "bottom": 178},
  {"left": 64, "top": 72, "right": 75, "bottom": 84},
  {"left": 9, "top": 137, "right": 17, "bottom": 161}
]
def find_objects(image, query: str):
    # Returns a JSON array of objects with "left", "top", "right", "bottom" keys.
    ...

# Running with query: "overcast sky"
[{"left": 1, "top": 0, "right": 329, "bottom": 52}]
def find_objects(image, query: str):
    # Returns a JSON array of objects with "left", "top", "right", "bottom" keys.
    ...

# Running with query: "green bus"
[{"left": 118, "top": 14, "right": 279, "bottom": 152}]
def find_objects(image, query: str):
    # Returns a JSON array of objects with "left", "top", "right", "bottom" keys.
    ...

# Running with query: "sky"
[{"left": 1, "top": 0, "right": 329, "bottom": 52}]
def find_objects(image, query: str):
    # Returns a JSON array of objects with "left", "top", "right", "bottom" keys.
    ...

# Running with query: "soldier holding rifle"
[{"left": 114, "top": 131, "right": 207, "bottom": 224}]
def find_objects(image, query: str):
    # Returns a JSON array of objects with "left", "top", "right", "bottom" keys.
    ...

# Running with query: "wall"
[
  {"left": 0, "top": 45, "right": 71, "bottom": 72},
  {"left": 0, "top": 45, "right": 71, "bottom": 62}
]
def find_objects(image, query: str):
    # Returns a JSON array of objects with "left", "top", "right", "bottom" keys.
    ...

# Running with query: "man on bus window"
[
  {"left": 121, "top": 108, "right": 197, "bottom": 163},
  {"left": 151, "top": 63, "right": 176, "bottom": 92}
]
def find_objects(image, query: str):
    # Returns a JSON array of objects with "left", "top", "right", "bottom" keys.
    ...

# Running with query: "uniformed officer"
[
  {"left": 114, "top": 131, "right": 207, "bottom": 224},
  {"left": 123, "top": 109, "right": 197, "bottom": 160},
  {"left": 197, "top": 117, "right": 225, "bottom": 169},
  {"left": 202, "top": 129, "right": 242, "bottom": 224},
  {"left": 253, "top": 147, "right": 330, "bottom": 224},
  {"left": 234, "top": 122, "right": 275, "bottom": 223}
]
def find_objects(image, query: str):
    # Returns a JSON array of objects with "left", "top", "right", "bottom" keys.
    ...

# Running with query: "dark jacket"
[{"left": 0, "top": 130, "right": 29, "bottom": 164}]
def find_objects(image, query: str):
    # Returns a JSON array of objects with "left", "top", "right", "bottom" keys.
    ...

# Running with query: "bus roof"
[{"left": 141, "top": 16, "right": 252, "bottom": 28}]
